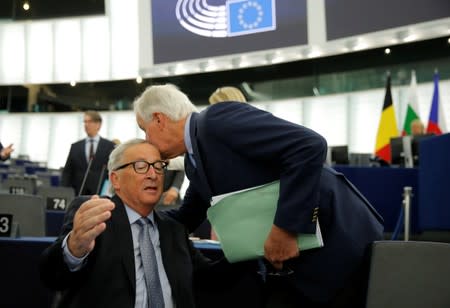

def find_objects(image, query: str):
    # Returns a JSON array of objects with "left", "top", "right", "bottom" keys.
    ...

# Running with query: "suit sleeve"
[
  {"left": 203, "top": 103, "right": 327, "bottom": 234},
  {"left": 61, "top": 145, "right": 75, "bottom": 188}
]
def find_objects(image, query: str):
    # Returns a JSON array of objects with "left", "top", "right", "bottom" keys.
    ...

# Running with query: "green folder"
[{"left": 207, "top": 180, "right": 324, "bottom": 263}]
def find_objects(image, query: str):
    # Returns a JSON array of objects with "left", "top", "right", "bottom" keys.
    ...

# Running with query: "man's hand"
[
  {"left": 162, "top": 188, "right": 178, "bottom": 205},
  {"left": 264, "top": 225, "right": 299, "bottom": 270},
  {"left": 68, "top": 195, "right": 115, "bottom": 258},
  {"left": 0, "top": 144, "right": 14, "bottom": 159}
]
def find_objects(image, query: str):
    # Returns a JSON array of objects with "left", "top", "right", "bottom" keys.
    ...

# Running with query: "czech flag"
[{"left": 426, "top": 72, "right": 447, "bottom": 135}]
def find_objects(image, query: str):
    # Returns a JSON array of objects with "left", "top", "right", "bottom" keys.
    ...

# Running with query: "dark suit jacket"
[
  {"left": 39, "top": 195, "right": 212, "bottom": 308},
  {"left": 61, "top": 137, "right": 115, "bottom": 195},
  {"left": 169, "top": 102, "right": 384, "bottom": 304}
]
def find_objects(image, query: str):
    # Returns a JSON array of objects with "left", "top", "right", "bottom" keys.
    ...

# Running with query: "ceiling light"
[
  {"left": 70, "top": 81, "right": 76, "bottom": 87},
  {"left": 136, "top": 76, "right": 143, "bottom": 84},
  {"left": 23, "top": 1, "right": 30, "bottom": 11},
  {"left": 384, "top": 48, "right": 391, "bottom": 55}
]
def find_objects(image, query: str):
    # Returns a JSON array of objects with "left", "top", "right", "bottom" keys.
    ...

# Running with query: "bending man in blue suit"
[{"left": 84, "top": 84, "right": 384, "bottom": 307}]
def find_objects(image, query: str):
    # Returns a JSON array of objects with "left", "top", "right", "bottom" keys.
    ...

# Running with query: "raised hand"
[{"left": 68, "top": 195, "right": 115, "bottom": 258}]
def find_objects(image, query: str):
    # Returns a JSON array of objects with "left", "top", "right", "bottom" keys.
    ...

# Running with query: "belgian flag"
[{"left": 375, "top": 75, "right": 399, "bottom": 163}]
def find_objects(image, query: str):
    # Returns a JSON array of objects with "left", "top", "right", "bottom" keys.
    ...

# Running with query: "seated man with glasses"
[{"left": 40, "top": 139, "right": 259, "bottom": 308}]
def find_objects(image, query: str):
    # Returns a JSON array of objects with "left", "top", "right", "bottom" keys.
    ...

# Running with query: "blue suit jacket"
[{"left": 171, "top": 102, "right": 384, "bottom": 303}]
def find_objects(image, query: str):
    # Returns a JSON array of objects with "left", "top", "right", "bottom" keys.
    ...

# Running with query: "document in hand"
[{"left": 207, "top": 180, "right": 324, "bottom": 263}]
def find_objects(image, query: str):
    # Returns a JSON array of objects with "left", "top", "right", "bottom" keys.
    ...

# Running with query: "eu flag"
[{"left": 227, "top": 0, "right": 276, "bottom": 36}]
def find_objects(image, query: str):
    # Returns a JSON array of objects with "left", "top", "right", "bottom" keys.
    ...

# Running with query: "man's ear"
[
  {"left": 153, "top": 112, "right": 166, "bottom": 129},
  {"left": 152, "top": 112, "right": 161, "bottom": 122},
  {"left": 110, "top": 172, "right": 120, "bottom": 191}
]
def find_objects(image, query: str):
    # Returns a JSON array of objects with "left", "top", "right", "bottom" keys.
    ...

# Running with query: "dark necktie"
[
  {"left": 88, "top": 139, "right": 94, "bottom": 161},
  {"left": 136, "top": 217, "right": 165, "bottom": 308}
]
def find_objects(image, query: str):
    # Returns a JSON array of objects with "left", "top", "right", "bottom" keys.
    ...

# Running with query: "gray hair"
[
  {"left": 133, "top": 84, "right": 198, "bottom": 123},
  {"left": 107, "top": 138, "right": 148, "bottom": 194}
]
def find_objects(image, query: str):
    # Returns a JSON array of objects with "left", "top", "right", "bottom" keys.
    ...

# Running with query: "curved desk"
[
  {"left": 334, "top": 166, "right": 419, "bottom": 233},
  {"left": 0, "top": 237, "right": 224, "bottom": 308}
]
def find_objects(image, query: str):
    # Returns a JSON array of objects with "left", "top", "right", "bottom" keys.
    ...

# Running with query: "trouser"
[{"left": 264, "top": 258, "right": 369, "bottom": 308}]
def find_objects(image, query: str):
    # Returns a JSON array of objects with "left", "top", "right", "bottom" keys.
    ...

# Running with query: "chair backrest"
[
  {"left": 0, "top": 193, "right": 46, "bottom": 236},
  {"left": 35, "top": 171, "right": 61, "bottom": 187},
  {"left": 3, "top": 177, "right": 37, "bottom": 195},
  {"left": 366, "top": 240, "right": 450, "bottom": 308},
  {"left": 36, "top": 186, "right": 75, "bottom": 211}
]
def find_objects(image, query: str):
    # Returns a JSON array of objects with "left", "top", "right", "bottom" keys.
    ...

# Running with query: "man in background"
[
  {"left": 155, "top": 166, "right": 185, "bottom": 211},
  {"left": 410, "top": 119, "right": 425, "bottom": 136},
  {"left": 61, "top": 110, "right": 115, "bottom": 195}
]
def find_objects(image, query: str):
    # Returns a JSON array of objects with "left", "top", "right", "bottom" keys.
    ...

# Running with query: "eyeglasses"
[{"left": 113, "top": 160, "right": 168, "bottom": 174}]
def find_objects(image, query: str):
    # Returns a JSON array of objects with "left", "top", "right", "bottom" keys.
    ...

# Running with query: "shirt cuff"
[{"left": 62, "top": 231, "right": 89, "bottom": 272}]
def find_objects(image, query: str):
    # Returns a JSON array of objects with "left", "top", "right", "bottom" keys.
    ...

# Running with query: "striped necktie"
[{"left": 136, "top": 217, "right": 165, "bottom": 308}]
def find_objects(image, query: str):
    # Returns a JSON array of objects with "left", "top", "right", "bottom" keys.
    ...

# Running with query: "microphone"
[
  {"left": 78, "top": 156, "right": 94, "bottom": 196},
  {"left": 95, "top": 164, "right": 107, "bottom": 195}
]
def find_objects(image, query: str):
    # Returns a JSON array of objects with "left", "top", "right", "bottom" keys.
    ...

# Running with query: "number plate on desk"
[
  {"left": 9, "top": 187, "right": 25, "bottom": 194},
  {"left": 46, "top": 197, "right": 67, "bottom": 211},
  {"left": 0, "top": 214, "right": 13, "bottom": 237}
]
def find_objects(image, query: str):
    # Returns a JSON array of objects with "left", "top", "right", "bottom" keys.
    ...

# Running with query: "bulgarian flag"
[
  {"left": 426, "top": 71, "right": 447, "bottom": 135},
  {"left": 375, "top": 75, "right": 399, "bottom": 162},
  {"left": 402, "top": 70, "right": 421, "bottom": 135}
]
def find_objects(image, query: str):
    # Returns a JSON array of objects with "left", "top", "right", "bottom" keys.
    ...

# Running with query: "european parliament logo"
[{"left": 175, "top": 0, "right": 276, "bottom": 38}]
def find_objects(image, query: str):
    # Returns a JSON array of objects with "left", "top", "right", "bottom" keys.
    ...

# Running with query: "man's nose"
[{"left": 145, "top": 165, "right": 157, "bottom": 178}]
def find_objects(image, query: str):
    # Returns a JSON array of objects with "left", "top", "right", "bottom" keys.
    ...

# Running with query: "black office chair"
[
  {"left": 365, "top": 240, "right": 450, "bottom": 308},
  {"left": 0, "top": 193, "right": 46, "bottom": 236}
]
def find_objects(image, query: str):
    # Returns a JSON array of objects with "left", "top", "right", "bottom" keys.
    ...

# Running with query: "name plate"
[
  {"left": 0, "top": 214, "right": 13, "bottom": 237},
  {"left": 46, "top": 197, "right": 67, "bottom": 211},
  {"left": 9, "top": 187, "right": 25, "bottom": 194}
]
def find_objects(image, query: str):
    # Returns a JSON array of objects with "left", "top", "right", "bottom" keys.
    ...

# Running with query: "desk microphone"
[
  {"left": 78, "top": 156, "right": 94, "bottom": 196},
  {"left": 95, "top": 164, "right": 107, "bottom": 195}
]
